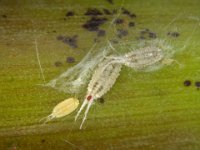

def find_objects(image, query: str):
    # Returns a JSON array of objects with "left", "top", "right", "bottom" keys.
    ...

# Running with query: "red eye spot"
[{"left": 87, "top": 95, "right": 92, "bottom": 101}]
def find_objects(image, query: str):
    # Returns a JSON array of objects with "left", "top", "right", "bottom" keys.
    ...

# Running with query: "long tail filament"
[{"left": 75, "top": 97, "right": 94, "bottom": 129}]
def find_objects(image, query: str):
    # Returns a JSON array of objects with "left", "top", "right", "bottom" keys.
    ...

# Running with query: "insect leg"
[
  {"left": 79, "top": 99, "right": 93, "bottom": 129},
  {"left": 39, "top": 114, "right": 54, "bottom": 124},
  {"left": 162, "top": 58, "right": 183, "bottom": 68},
  {"left": 75, "top": 99, "right": 88, "bottom": 121}
]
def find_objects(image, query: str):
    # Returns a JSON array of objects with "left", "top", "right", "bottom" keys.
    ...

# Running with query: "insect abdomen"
[
  {"left": 124, "top": 46, "right": 164, "bottom": 70},
  {"left": 88, "top": 60, "right": 122, "bottom": 99}
]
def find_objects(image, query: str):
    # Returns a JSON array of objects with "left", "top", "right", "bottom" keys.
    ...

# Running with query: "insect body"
[
  {"left": 105, "top": 45, "right": 174, "bottom": 71},
  {"left": 124, "top": 46, "right": 164, "bottom": 70},
  {"left": 40, "top": 97, "right": 79, "bottom": 123},
  {"left": 75, "top": 59, "right": 122, "bottom": 129}
]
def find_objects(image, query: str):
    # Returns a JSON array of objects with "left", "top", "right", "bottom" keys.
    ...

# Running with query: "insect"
[
  {"left": 40, "top": 97, "right": 79, "bottom": 124},
  {"left": 105, "top": 45, "right": 176, "bottom": 71},
  {"left": 74, "top": 43, "right": 177, "bottom": 129},
  {"left": 75, "top": 58, "right": 122, "bottom": 129},
  {"left": 123, "top": 46, "right": 164, "bottom": 70}
]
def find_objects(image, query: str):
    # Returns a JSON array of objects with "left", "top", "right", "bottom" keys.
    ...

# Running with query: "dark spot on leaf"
[
  {"left": 84, "top": 8, "right": 102, "bottom": 16},
  {"left": 122, "top": 8, "right": 131, "bottom": 15},
  {"left": 103, "top": 8, "right": 112, "bottom": 15},
  {"left": 97, "top": 30, "right": 106, "bottom": 37},
  {"left": 114, "top": 18, "right": 124, "bottom": 24},
  {"left": 66, "top": 57, "right": 75, "bottom": 63},
  {"left": 184, "top": 80, "right": 191, "bottom": 87},
  {"left": 140, "top": 29, "right": 149, "bottom": 34},
  {"left": 53, "top": 30, "right": 56, "bottom": 33},
  {"left": 195, "top": 81, "right": 200, "bottom": 88},
  {"left": 94, "top": 38, "right": 100, "bottom": 43},
  {"left": 41, "top": 139, "right": 46, "bottom": 143},
  {"left": 139, "top": 29, "right": 156, "bottom": 39},
  {"left": 138, "top": 36, "right": 146, "bottom": 40},
  {"left": 149, "top": 32, "right": 157, "bottom": 39},
  {"left": 129, "top": 22, "right": 135, "bottom": 27},
  {"left": 66, "top": 11, "right": 74, "bottom": 17},
  {"left": 129, "top": 13, "right": 136, "bottom": 18},
  {"left": 57, "top": 35, "right": 78, "bottom": 48},
  {"left": 54, "top": 61, "right": 62, "bottom": 67},
  {"left": 167, "top": 32, "right": 180, "bottom": 37},
  {"left": 140, "top": 31, "right": 146, "bottom": 34},
  {"left": 98, "top": 97, "right": 105, "bottom": 104},
  {"left": 106, "top": 0, "right": 113, "bottom": 4},
  {"left": 117, "top": 29, "right": 128, "bottom": 38},
  {"left": 63, "top": 35, "right": 78, "bottom": 48},
  {"left": 57, "top": 35, "right": 64, "bottom": 41},
  {"left": 111, "top": 39, "right": 119, "bottom": 44},
  {"left": 82, "top": 17, "right": 107, "bottom": 31},
  {"left": 121, "top": 8, "right": 136, "bottom": 18},
  {"left": 2, "top": 14, "right": 7, "bottom": 18},
  {"left": 112, "top": 9, "right": 118, "bottom": 14}
]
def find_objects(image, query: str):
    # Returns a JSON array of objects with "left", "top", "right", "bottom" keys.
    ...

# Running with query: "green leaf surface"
[{"left": 0, "top": 0, "right": 200, "bottom": 149}]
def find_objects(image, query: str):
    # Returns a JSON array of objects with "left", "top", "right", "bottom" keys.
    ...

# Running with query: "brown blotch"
[
  {"left": 41, "top": 139, "right": 46, "bottom": 143},
  {"left": 121, "top": 8, "right": 136, "bottom": 18},
  {"left": 66, "top": 57, "right": 75, "bottom": 63},
  {"left": 94, "top": 38, "right": 100, "bottom": 43},
  {"left": 110, "top": 39, "right": 118, "bottom": 44},
  {"left": 121, "top": 8, "right": 130, "bottom": 15},
  {"left": 114, "top": 18, "right": 124, "bottom": 24},
  {"left": 149, "top": 32, "right": 157, "bottom": 39},
  {"left": 167, "top": 32, "right": 180, "bottom": 38},
  {"left": 195, "top": 81, "right": 200, "bottom": 89},
  {"left": 97, "top": 30, "right": 106, "bottom": 37},
  {"left": 2, "top": 14, "right": 7, "bottom": 18},
  {"left": 106, "top": 0, "right": 113, "bottom": 4},
  {"left": 139, "top": 29, "right": 156, "bottom": 39},
  {"left": 66, "top": 11, "right": 75, "bottom": 17},
  {"left": 103, "top": 9, "right": 112, "bottom": 15},
  {"left": 57, "top": 35, "right": 64, "bottom": 41},
  {"left": 99, "top": 97, "right": 105, "bottom": 104},
  {"left": 183, "top": 80, "right": 191, "bottom": 87},
  {"left": 84, "top": 8, "right": 102, "bottom": 16},
  {"left": 129, "top": 13, "right": 136, "bottom": 18},
  {"left": 117, "top": 29, "right": 128, "bottom": 38},
  {"left": 54, "top": 61, "right": 62, "bottom": 67},
  {"left": 140, "top": 29, "right": 149, "bottom": 34},
  {"left": 112, "top": 9, "right": 118, "bottom": 14},
  {"left": 82, "top": 17, "right": 107, "bottom": 31},
  {"left": 129, "top": 22, "right": 135, "bottom": 27},
  {"left": 57, "top": 35, "right": 78, "bottom": 48},
  {"left": 138, "top": 36, "right": 146, "bottom": 40}
]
